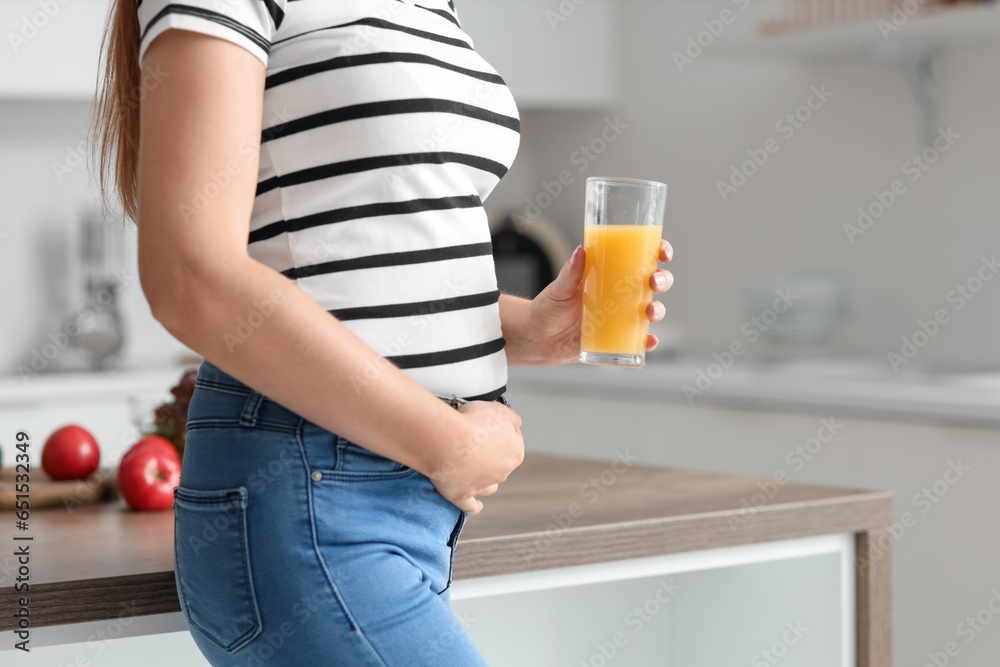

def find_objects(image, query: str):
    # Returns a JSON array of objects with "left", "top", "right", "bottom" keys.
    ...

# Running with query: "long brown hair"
[{"left": 90, "top": 0, "right": 141, "bottom": 226}]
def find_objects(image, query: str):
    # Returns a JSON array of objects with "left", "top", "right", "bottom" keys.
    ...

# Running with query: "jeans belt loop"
[{"left": 239, "top": 390, "right": 265, "bottom": 426}]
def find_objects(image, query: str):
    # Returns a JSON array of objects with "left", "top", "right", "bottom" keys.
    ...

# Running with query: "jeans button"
[{"left": 311, "top": 470, "right": 323, "bottom": 482}]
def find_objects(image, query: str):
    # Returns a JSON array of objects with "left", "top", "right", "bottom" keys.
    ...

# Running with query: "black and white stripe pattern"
[{"left": 138, "top": 0, "right": 520, "bottom": 401}]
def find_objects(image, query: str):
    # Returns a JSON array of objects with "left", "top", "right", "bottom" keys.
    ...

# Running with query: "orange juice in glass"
[{"left": 579, "top": 177, "right": 667, "bottom": 368}]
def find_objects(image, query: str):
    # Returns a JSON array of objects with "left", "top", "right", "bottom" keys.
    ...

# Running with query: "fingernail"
[
  {"left": 569, "top": 245, "right": 583, "bottom": 269},
  {"left": 654, "top": 273, "right": 667, "bottom": 289}
]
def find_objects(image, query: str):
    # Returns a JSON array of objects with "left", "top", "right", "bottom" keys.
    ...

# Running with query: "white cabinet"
[
  {"left": 457, "top": 0, "right": 619, "bottom": 109},
  {"left": 2, "top": 535, "right": 854, "bottom": 667},
  {"left": 0, "top": 0, "right": 111, "bottom": 99},
  {"left": 451, "top": 534, "right": 854, "bottom": 667},
  {"left": 1, "top": 0, "right": 620, "bottom": 107}
]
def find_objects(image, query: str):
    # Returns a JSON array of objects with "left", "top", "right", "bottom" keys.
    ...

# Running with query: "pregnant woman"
[{"left": 92, "top": 0, "right": 673, "bottom": 664}]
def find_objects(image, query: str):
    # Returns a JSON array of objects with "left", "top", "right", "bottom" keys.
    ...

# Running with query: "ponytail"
[{"left": 90, "top": 0, "right": 142, "bottom": 225}]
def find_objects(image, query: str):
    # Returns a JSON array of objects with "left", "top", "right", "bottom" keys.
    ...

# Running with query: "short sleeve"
[{"left": 137, "top": 0, "right": 286, "bottom": 67}]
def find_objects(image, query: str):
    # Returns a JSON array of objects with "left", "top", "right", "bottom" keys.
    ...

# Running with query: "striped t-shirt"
[{"left": 137, "top": 0, "right": 521, "bottom": 402}]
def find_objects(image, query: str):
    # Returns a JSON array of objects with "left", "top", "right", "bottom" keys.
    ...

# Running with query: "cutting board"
[{"left": 0, "top": 466, "right": 118, "bottom": 511}]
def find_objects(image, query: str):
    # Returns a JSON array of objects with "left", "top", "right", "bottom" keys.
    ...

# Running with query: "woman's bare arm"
[{"left": 137, "top": 29, "right": 522, "bottom": 513}]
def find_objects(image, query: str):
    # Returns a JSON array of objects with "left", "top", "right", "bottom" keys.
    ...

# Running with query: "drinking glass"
[{"left": 579, "top": 177, "right": 667, "bottom": 368}]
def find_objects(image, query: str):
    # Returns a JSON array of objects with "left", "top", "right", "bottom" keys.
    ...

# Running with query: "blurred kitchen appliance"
[
  {"left": 490, "top": 213, "right": 572, "bottom": 299},
  {"left": 74, "top": 207, "right": 126, "bottom": 368},
  {"left": 32, "top": 207, "right": 127, "bottom": 373}
]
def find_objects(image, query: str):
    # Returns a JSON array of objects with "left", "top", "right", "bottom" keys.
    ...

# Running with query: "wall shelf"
[
  {"left": 1, "top": 0, "right": 620, "bottom": 109},
  {"left": 720, "top": 3, "right": 1000, "bottom": 59},
  {"left": 717, "top": 3, "right": 1000, "bottom": 147}
]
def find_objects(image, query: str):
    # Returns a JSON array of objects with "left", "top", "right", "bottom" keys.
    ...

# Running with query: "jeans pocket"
[
  {"left": 442, "top": 509, "right": 469, "bottom": 594},
  {"left": 173, "top": 485, "right": 262, "bottom": 652},
  {"left": 312, "top": 437, "right": 419, "bottom": 481}
]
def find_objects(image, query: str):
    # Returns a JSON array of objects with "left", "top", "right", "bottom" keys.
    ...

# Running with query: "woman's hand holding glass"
[{"left": 523, "top": 238, "right": 674, "bottom": 365}]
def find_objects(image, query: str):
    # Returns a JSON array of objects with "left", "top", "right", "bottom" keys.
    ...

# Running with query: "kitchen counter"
[
  {"left": 509, "top": 358, "right": 1000, "bottom": 427},
  {"left": 0, "top": 365, "right": 191, "bottom": 406},
  {"left": 6, "top": 357, "right": 1000, "bottom": 427},
  {"left": 0, "top": 453, "right": 892, "bottom": 665}
]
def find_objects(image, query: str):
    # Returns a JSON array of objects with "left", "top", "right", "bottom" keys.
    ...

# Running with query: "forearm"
[
  {"left": 151, "top": 257, "right": 466, "bottom": 476},
  {"left": 498, "top": 293, "right": 546, "bottom": 366}
]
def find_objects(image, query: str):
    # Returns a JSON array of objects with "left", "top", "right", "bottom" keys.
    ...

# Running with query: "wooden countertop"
[{"left": 0, "top": 453, "right": 892, "bottom": 632}]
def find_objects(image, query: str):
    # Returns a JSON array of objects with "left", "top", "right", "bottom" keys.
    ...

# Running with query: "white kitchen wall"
[
  {"left": 0, "top": 100, "right": 195, "bottom": 375},
  {"left": 2, "top": 0, "right": 999, "bottom": 375},
  {"left": 485, "top": 0, "right": 1000, "bottom": 372}
]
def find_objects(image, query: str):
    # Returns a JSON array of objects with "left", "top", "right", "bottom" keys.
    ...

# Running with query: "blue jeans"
[{"left": 173, "top": 359, "right": 488, "bottom": 666}]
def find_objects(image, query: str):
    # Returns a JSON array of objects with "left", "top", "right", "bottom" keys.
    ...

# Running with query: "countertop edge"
[
  {"left": 453, "top": 489, "right": 893, "bottom": 580},
  {"left": 0, "top": 491, "right": 893, "bottom": 632}
]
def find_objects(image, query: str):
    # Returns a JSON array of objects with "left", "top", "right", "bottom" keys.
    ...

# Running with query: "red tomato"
[
  {"left": 42, "top": 425, "right": 101, "bottom": 480},
  {"left": 118, "top": 440, "right": 181, "bottom": 511}
]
